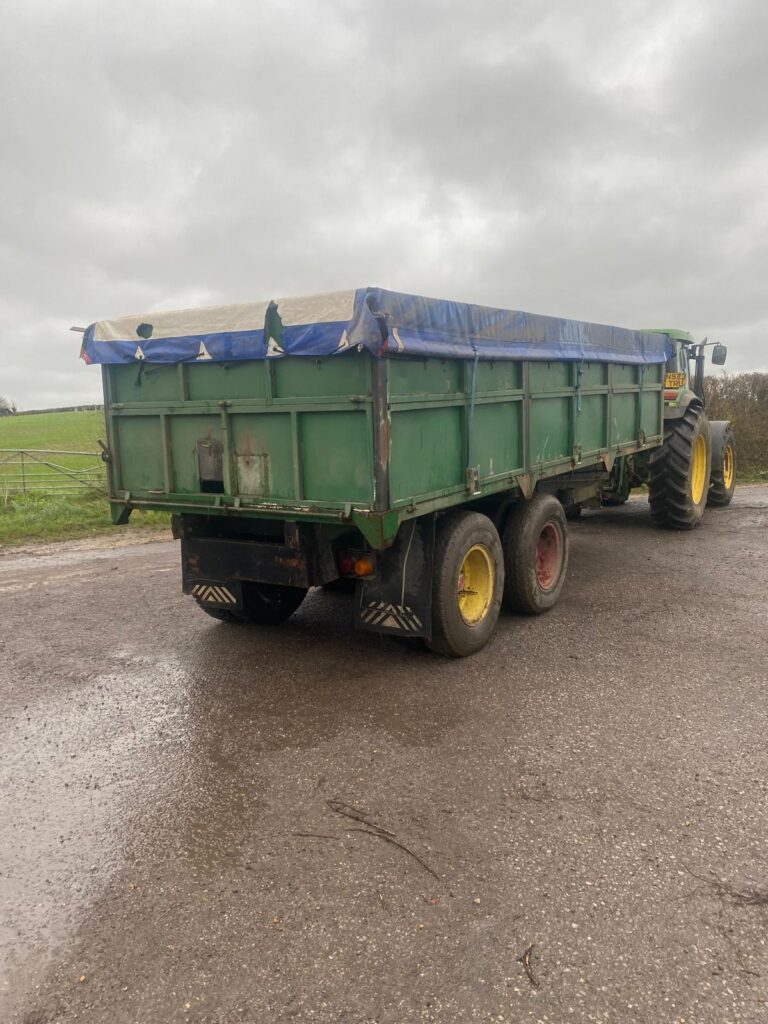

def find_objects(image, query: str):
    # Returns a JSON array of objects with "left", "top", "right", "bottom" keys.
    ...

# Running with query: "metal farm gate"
[{"left": 0, "top": 449, "right": 106, "bottom": 495}]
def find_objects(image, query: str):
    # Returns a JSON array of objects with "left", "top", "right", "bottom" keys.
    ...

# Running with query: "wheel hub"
[
  {"left": 723, "top": 443, "right": 734, "bottom": 489},
  {"left": 535, "top": 523, "right": 562, "bottom": 591},
  {"left": 691, "top": 434, "right": 707, "bottom": 504},
  {"left": 457, "top": 544, "right": 494, "bottom": 625}
]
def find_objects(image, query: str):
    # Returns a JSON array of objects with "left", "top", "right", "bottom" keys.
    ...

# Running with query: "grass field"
[
  {"left": 0, "top": 408, "right": 106, "bottom": 452},
  {"left": 0, "top": 409, "right": 169, "bottom": 547}
]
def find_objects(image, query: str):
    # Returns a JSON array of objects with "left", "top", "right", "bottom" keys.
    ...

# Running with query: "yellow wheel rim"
[
  {"left": 457, "top": 544, "right": 494, "bottom": 625},
  {"left": 691, "top": 434, "right": 707, "bottom": 504},
  {"left": 723, "top": 443, "right": 734, "bottom": 489}
]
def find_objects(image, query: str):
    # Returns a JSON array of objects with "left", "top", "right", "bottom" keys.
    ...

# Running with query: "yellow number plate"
[{"left": 665, "top": 372, "right": 686, "bottom": 388}]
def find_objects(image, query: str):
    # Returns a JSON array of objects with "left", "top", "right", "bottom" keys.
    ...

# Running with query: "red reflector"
[
  {"left": 663, "top": 390, "right": 678, "bottom": 401},
  {"left": 339, "top": 556, "right": 355, "bottom": 574}
]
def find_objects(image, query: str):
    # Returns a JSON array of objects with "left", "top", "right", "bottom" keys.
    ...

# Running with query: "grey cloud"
[{"left": 0, "top": 0, "right": 765, "bottom": 409}]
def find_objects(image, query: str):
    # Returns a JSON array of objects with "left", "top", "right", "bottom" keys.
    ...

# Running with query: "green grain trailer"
[{"left": 81, "top": 288, "right": 735, "bottom": 656}]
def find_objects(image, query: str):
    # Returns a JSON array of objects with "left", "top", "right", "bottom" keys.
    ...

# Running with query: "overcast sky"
[{"left": 1, "top": 0, "right": 766, "bottom": 408}]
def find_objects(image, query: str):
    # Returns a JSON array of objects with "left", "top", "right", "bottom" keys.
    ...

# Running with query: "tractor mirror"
[{"left": 711, "top": 343, "right": 727, "bottom": 365}]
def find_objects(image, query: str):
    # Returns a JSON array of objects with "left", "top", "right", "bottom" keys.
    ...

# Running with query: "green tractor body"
[{"left": 613, "top": 331, "right": 736, "bottom": 526}]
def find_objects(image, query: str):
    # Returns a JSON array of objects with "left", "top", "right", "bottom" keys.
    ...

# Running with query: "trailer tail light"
[
  {"left": 338, "top": 551, "right": 376, "bottom": 577},
  {"left": 664, "top": 389, "right": 678, "bottom": 401}
]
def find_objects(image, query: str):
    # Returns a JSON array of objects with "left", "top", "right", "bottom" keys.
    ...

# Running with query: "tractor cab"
[{"left": 645, "top": 329, "right": 727, "bottom": 414}]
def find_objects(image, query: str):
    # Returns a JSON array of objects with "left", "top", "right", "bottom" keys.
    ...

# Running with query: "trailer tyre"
[
  {"left": 649, "top": 404, "right": 711, "bottom": 529},
  {"left": 502, "top": 494, "right": 569, "bottom": 614},
  {"left": 707, "top": 422, "right": 736, "bottom": 508},
  {"left": 241, "top": 582, "right": 307, "bottom": 624},
  {"left": 196, "top": 605, "right": 246, "bottom": 624},
  {"left": 196, "top": 582, "right": 307, "bottom": 625},
  {"left": 427, "top": 512, "right": 504, "bottom": 658}
]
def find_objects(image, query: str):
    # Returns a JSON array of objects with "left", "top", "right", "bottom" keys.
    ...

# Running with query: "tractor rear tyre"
[
  {"left": 196, "top": 582, "right": 307, "bottom": 625},
  {"left": 707, "top": 422, "right": 736, "bottom": 507},
  {"left": 502, "top": 494, "right": 569, "bottom": 614},
  {"left": 427, "top": 511, "right": 504, "bottom": 658},
  {"left": 648, "top": 404, "right": 711, "bottom": 529}
]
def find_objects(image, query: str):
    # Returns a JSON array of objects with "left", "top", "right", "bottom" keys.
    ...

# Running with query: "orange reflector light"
[
  {"left": 663, "top": 389, "right": 678, "bottom": 401},
  {"left": 354, "top": 556, "right": 375, "bottom": 577}
]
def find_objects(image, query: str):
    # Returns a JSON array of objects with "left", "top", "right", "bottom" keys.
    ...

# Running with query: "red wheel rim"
[{"left": 535, "top": 522, "right": 562, "bottom": 591}]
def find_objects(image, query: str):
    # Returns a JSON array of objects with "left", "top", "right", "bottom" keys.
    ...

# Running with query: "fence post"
[{"left": 21, "top": 450, "right": 26, "bottom": 494}]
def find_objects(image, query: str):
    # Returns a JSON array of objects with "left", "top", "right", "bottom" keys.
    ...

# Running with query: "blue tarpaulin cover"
[{"left": 81, "top": 287, "right": 672, "bottom": 366}]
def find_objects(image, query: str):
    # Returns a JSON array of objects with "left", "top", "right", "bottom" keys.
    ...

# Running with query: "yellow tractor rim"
[
  {"left": 457, "top": 544, "right": 494, "bottom": 625},
  {"left": 723, "top": 443, "right": 734, "bottom": 489},
  {"left": 691, "top": 434, "right": 707, "bottom": 504}
]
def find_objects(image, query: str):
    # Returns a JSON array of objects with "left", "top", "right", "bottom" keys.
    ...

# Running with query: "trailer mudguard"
[{"left": 356, "top": 516, "right": 435, "bottom": 640}]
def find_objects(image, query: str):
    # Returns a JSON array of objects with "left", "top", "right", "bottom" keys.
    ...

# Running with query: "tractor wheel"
[
  {"left": 196, "top": 582, "right": 307, "bottom": 625},
  {"left": 502, "top": 494, "right": 569, "bottom": 614},
  {"left": 648, "top": 405, "right": 711, "bottom": 529},
  {"left": 707, "top": 422, "right": 736, "bottom": 508},
  {"left": 427, "top": 511, "right": 504, "bottom": 658}
]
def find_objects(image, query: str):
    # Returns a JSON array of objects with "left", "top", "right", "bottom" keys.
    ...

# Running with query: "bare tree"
[
  {"left": 0, "top": 395, "right": 17, "bottom": 416},
  {"left": 704, "top": 372, "right": 768, "bottom": 475}
]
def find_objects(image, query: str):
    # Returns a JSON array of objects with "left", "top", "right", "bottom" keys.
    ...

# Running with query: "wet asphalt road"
[{"left": 1, "top": 488, "right": 767, "bottom": 1024}]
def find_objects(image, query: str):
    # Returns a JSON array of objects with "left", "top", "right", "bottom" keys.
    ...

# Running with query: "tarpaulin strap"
[
  {"left": 575, "top": 361, "right": 584, "bottom": 414},
  {"left": 637, "top": 364, "right": 645, "bottom": 440},
  {"left": 466, "top": 347, "right": 480, "bottom": 477}
]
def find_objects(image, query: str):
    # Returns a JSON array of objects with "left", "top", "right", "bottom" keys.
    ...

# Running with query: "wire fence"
[{"left": 0, "top": 449, "right": 107, "bottom": 496}]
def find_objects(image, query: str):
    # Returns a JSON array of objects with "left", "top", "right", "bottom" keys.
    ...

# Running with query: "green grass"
[
  {"left": 0, "top": 410, "right": 169, "bottom": 547},
  {"left": 0, "top": 492, "right": 170, "bottom": 546},
  {"left": 0, "top": 408, "right": 106, "bottom": 451}
]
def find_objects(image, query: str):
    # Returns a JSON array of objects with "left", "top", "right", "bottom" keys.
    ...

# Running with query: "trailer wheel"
[
  {"left": 502, "top": 494, "right": 569, "bottom": 614},
  {"left": 196, "top": 582, "right": 307, "bottom": 625},
  {"left": 427, "top": 512, "right": 504, "bottom": 658},
  {"left": 241, "top": 582, "right": 307, "bottom": 624},
  {"left": 196, "top": 605, "right": 246, "bottom": 624},
  {"left": 648, "top": 404, "right": 711, "bottom": 529},
  {"left": 707, "top": 422, "right": 736, "bottom": 508},
  {"left": 321, "top": 579, "right": 356, "bottom": 594}
]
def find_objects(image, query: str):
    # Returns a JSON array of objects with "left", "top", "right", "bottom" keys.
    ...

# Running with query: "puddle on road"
[
  {"left": 0, "top": 651, "right": 191, "bottom": 1012},
  {"left": 116, "top": 613, "right": 464, "bottom": 871},
  {"left": 0, "top": 604, "right": 465, "bottom": 1016}
]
